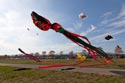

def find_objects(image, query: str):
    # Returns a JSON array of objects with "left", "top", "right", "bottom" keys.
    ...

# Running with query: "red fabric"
[
  {"left": 39, "top": 61, "right": 84, "bottom": 68},
  {"left": 39, "top": 64, "right": 65, "bottom": 68},
  {"left": 32, "top": 15, "right": 51, "bottom": 31},
  {"left": 18, "top": 48, "right": 41, "bottom": 62},
  {"left": 51, "top": 23, "right": 62, "bottom": 32}
]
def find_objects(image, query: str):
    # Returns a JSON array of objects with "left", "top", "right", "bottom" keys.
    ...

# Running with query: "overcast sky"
[{"left": 0, "top": 0, "right": 125, "bottom": 55}]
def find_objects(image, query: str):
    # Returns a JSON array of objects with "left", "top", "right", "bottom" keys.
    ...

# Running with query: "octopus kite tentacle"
[
  {"left": 18, "top": 48, "right": 42, "bottom": 62},
  {"left": 51, "top": 23, "right": 110, "bottom": 63}
]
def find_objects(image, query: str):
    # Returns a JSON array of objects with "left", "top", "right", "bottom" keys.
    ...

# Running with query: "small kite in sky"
[
  {"left": 105, "top": 35, "right": 113, "bottom": 40},
  {"left": 27, "top": 28, "right": 30, "bottom": 31},
  {"left": 27, "top": 27, "right": 39, "bottom": 36},
  {"left": 36, "top": 33, "right": 39, "bottom": 36},
  {"left": 79, "top": 12, "right": 87, "bottom": 19}
]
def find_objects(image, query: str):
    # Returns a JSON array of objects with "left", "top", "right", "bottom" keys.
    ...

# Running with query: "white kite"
[{"left": 79, "top": 12, "right": 87, "bottom": 19}]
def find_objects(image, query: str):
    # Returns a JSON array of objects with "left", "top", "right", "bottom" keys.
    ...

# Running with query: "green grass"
[
  {"left": 0, "top": 66, "right": 125, "bottom": 83},
  {"left": 0, "top": 59, "right": 125, "bottom": 69}
]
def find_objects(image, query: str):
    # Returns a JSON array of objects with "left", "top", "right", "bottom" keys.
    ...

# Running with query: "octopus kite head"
[
  {"left": 31, "top": 11, "right": 38, "bottom": 21},
  {"left": 31, "top": 11, "right": 52, "bottom": 31}
]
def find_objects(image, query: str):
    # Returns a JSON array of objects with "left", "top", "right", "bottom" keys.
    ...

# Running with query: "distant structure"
[{"left": 115, "top": 45, "right": 123, "bottom": 58}]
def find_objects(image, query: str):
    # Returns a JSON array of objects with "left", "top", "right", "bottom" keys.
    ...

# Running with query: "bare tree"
[
  {"left": 42, "top": 51, "right": 47, "bottom": 55},
  {"left": 115, "top": 45, "right": 123, "bottom": 58},
  {"left": 48, "top": 50, "right": 55, "bottom": 56},
  {"left": 60, "top": 51, "right": 63, "bottom": 55},
  {"left": 69, "top": 51, "right": 74, "bottom": 59},
  {"left": 35, "top": 52, "right": 40, "bottom": 56}
]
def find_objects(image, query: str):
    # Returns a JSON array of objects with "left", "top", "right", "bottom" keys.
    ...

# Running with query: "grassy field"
[
  {"left": 0, "top": 58, "right": 125, "bottom": 69},
  {"left": 0, "top": 59, "right": 125, "bottom": 83},
  {"left": 0, "top": 66, "right": 125, "bottom": 83}
]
